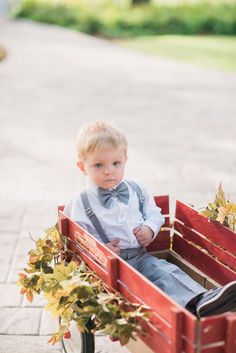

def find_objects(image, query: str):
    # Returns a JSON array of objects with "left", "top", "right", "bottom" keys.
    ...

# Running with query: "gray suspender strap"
[
  {"left": 125, "top": 180, "right": 145, "bottom": 216},
  {"left": 80, "top": 191, "right": 110, "bottom": 244}
]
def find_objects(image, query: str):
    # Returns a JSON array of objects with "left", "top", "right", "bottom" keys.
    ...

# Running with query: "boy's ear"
[{"left": 76, "top": 160, "right": 86, "bottom": 174}]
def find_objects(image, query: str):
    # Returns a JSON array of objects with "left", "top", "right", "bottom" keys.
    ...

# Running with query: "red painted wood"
[
  {"left": 60, "top": 218, "right": 68, "bottom": 237},
  {"left": 154, "top": 195, "right": 169, "bottom": 216},
  {"left": 172, "top": 234, "right": 236, "bottom": 285},
  {"left": 66, "top": 217, "right": 112, "bottom": 265},
  {"left": 181, "top": 339, "right": 197, "bottom": 353},
  {"left": 58, "top": 205, "right": 65, "bottom": 212},
  {"left": 58, "top": 209, "right": 200, "bottom": 352},
  {"left": 63, "top": 331, "right": 71, "bottom": 339},
  {"left": 147, "top": 195, "right": 170, "bottom": 252},
  {"left": 147, "top": 230, "right": 170, "bottom": 252},
  {"left": 198, "top": 347, "right": 224, "bottom": 353},
  {"left": 107, "top": 256, "right": 118, "bottom": 290},
  {"left": 67, "top": 241, "right": 109, "bottom": 283},
  {"left": 171, "top": 307, "right": 183, "bottom": 353},
  {"left": 63, "top": 219, "right": 177, "bottom": 353},
  {"left": 58, "top": 197, "right": 236, "bottom": 353},
  {"left": 225, "top": 314, "right": 236, "bottom": 353},
  {"left": 182, "top": 312, "right": 198, "bottom": 346},
  {"left": 66, "top": 231, "right": 176, "bottom": 345},
  {"left": 117, "top": 281, "right": 172, "bottom": 339},
  {"left": 175, "top": 201, "right": 236, "bottom": 256},
  {"left": 118, "top": 258, "right": 181, "bottom": 323},
  {"left": 200, "top": 316, "right": 225, "bottom": 345},
  {"left": 136, "top": 320, "right": 172, "bottom": 353},
  {"left": 175, "top": 221, "right": 236, "bottom": 272}
]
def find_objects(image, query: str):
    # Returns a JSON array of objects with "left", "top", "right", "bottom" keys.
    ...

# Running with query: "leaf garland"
[
  {"left": 200, "top": 183, "right": 236, "bottom": 232},
  {"left": 18, "top": 224, "right": 150, "bottom": 346}
]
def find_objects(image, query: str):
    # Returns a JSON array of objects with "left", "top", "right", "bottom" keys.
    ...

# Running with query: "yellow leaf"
[
  {"left": 216, "top": 205, "right": 230, "bottom": 224},
  {"left": 45, "top": 225, "right": 60, "bottom": 243},
  {"left": 44, "top": 300, "right": 60, "bottom": 319},
  {"left": 54, "top": 261, "right": 77, "bottom": 282}
]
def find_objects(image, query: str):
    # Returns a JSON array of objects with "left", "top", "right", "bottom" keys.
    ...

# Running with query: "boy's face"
[{"left": 77, "top": 148, "right": 127, "bottom": 189}]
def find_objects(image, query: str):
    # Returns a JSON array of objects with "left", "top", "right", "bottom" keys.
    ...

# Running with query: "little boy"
[{"left": 64, "top": 121, "right": 236, "bottom": 318}]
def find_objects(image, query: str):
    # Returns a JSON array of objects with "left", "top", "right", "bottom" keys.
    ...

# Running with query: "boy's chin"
[{"left": 99, "top": 180, "right": 119, "bottom": 189}]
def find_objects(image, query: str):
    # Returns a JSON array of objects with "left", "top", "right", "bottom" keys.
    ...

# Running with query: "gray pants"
[{"left": 120, "top": 247, "right": 206, "bottom": 307}]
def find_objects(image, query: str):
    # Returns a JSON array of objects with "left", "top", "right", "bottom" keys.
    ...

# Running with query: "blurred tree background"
[{"left": 13, "top": 0, "right": 236, "bottom": 71}]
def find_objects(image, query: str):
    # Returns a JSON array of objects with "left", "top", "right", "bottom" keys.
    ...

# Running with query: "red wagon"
[{"left": 58, "top": 196, "right": 236, "bottom": 353}]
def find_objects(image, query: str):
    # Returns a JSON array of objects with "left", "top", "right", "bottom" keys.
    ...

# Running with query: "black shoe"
[{"left": 196, "top": 281, "right": 236, "bottom": 318}]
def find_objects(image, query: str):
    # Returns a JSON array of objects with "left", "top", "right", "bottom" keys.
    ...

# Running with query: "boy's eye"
[
  {"left": 94, "top": 163, "right": 103, "bottom": 168},
  {"left": 113, "top": 161, "right": 121, "bottom": 166}
]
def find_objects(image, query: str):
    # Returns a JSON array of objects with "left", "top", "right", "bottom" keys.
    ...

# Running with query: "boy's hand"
[
  {"left": 133, "top": 225, "right": 154, "bottom": 247},
  {"left": 106, "top": 239, "right": 120, "bottom": 255}
]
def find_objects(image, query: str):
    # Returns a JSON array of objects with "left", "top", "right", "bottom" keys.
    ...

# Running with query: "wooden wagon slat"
[
  {"left": 200, "top": 316, "right": 226, "bottom": 345},
  {"left": 118, "top": 259, "right": 181, "bottom": 323},
  {"left": 172, "top": 235, "right": 236, "bottom": 285},
  {"left": 174, "top": 221, "right": 236, "bottom": 272},
  {"left": 154, "top": 195, "right": 169, "bottom": 216},
  {"left": 147, "top": 230, "right": 170, "bottom": 252},
  {"left": 136, "top": 320, "right": 172, "bottom": 353},
  {"left": 225, "top": 314, "right": 236, "bottom": 353},
  {"left": 175, "top": 201, "right": 236, "bottom": 256},
  {"left": 197, "top": 346, "right": 225, "bottom": 353},
  {"left": 171, "top": 307, "right": 183, "bottom": 353},
  {"left": 67, "top": 241, "right": 109, "bottom": 283},
  {"left": 147, "top": 195, "right": 170, "bottom": 252},
  {"left": 117, "top": 280, "right": 173, "bottom": 338}
]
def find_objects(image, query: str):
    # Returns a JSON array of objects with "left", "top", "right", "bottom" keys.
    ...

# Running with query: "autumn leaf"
[
  {"left": 18, "top": 273, "right": 27, "bottom": 280},
  {"left": 216, "top": 205, "right": 230, "bottom": 224},
  {"left": 48, "top": 334, "right": 58, "bottom": 345},
  {"left": 26, "top": 289, "right": 33, "bottom": 302},
  {"left": 53, "top": 261, "right": 77, "bottom": 282},
  {"left": 18, "top": 224, "right": 150, "bottom": 347},
  {"left": 20, "top": 287, "right": 27, "bottom": 295},
  {"left": 200, "top": 183, "right": 236, "bottom": 232}
]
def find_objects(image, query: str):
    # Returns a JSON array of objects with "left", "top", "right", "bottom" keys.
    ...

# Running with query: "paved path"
[{"left": 0, "top": 19, "right": 236, "bottom": 353}]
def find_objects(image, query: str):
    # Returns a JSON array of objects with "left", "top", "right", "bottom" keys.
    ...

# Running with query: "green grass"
[{"left": 117, "top": 35, "right": 236, "bottom": 72}]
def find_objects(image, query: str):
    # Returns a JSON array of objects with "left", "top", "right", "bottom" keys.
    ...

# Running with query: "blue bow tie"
[{"left": 98, "top": 182, "right": 129, "bottom": 208}]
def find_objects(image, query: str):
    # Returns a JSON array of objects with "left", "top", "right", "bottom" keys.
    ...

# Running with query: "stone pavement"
[{"left": 0, "top": 19, "right": 236, "bottom": 353}]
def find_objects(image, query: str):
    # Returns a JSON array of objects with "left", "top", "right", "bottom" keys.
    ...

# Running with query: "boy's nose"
[{"left": 104, "top": 166, "right": 113, "bottom": 175}]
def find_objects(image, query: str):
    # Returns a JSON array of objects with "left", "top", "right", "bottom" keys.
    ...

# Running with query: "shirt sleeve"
[{"left": 140, "top": 184, "right": 165, "bottom": 239}]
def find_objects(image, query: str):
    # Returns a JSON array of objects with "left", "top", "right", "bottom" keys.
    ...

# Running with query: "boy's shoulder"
[
  {"left": 125, "top": 179, "right": 147, "bottom": 193},
  {"left": 64, "top": 194, "right": 83, "bottom": 211}
]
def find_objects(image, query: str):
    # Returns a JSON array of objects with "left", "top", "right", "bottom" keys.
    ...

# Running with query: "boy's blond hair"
[{"left": 76, "top": 122, "right": 128, "bottom": 160}]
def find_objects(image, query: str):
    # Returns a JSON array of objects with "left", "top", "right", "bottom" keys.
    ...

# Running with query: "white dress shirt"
[{"left": 63, "top": 179, "right": 165, "bottom": 249}]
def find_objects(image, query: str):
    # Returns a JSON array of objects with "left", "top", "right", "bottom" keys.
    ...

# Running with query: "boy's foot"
[{"left": 196, "top": 281, "right": 236, "bottom": 318}]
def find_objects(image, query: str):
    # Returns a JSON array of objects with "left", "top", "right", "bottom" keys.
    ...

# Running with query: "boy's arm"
[{"left": 140, "top": 185, "right": 165, "bottom": 240}]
